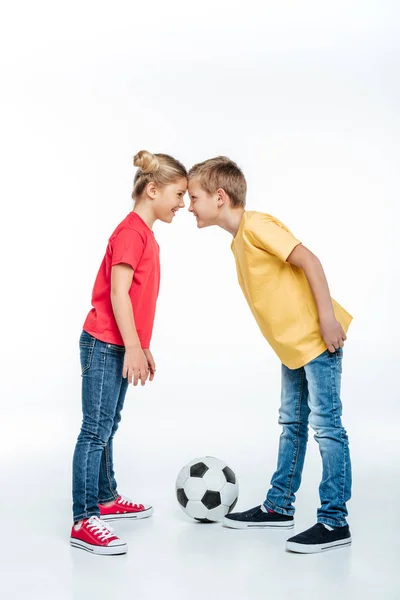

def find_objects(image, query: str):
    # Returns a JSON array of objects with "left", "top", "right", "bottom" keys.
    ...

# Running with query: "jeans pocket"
[
  {"left": 80, "top": 340, "right": 95, "bottom": 375},
  {"left": 325, "top": 348, "right": 343, "bottom": 371},
  {"left": 106, "top": 342, "right": 125, "bottom": 353},
  {"left": 336, "top": 349, "right": 343, "bottom": 373}
]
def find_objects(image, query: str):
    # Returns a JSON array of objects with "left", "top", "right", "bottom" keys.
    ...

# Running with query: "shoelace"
[
  {"left": 117, "top": 495, "right": 143, "bottom": 509},
  {"left": 87, "top": 516, "right": 116, "bottom": 541}
]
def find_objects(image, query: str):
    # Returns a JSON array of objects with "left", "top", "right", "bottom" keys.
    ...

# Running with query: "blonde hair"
[
  {"left": 132, "top": 150, "right": 187, "bottom": 200},
  {"left": 188, "top": 156, "right": 247, "bottom": 208}
]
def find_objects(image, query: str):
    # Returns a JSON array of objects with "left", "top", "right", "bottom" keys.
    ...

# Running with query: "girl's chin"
[{"left": 158, "top": 213, "right": 174, "bottom": 223}]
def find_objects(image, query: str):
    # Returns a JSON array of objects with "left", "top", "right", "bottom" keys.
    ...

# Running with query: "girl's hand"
[
  {"left": 143, "top": 349, "right": 156, "bottom": 382},
  {"left": 123, "top": 347, "right": 149, "bottom": 386},
  {"left": 320, "top": 317, "right": 347, "bottom": 353}
]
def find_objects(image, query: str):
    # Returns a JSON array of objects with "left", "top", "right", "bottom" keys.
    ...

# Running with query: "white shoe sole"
[
  {"left": 286, "top": 537, "right": 352, "bottom": 554},
  {"left": 100, "top": 506, "right": 154, "bottom": 522},
  {"left": 222, "top": 517, "right": 294, "bottom": 530},
  {"left": 70, "top": 538, "right": 128, "bottom": 555}
]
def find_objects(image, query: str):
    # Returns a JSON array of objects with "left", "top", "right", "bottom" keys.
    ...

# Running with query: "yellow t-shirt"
[{"left": 231, "top": 211, "right": 353, "bottom": 369}]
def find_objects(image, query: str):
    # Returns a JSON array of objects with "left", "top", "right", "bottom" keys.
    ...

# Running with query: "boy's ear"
[{"left": 217, "top": 187, "right": 227, "bottom": 207}]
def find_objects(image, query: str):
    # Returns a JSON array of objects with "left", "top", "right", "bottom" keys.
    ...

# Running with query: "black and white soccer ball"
[{"left": 176, "top": 456, "right": 239, "bottom": 522}]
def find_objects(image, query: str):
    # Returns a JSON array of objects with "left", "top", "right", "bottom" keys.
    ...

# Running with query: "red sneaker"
[
  {"left": 70, "top": 516, "right": 128, "bottom": 555},
  {"left": 99, "top": 495, "right": 154, "bottom": 521}
]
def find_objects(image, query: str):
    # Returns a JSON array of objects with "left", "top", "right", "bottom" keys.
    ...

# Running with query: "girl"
[{"left": 70, "top": 151, "right": 187, "bottom": 555}]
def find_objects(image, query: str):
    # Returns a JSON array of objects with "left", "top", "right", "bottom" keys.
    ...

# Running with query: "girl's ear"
[{"left": 146, "top": 181, "right": 157, "bottom": 199}]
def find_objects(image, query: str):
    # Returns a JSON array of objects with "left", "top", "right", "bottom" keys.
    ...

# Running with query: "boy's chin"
[{"left": 196, "top": 218, "right": 210, "bottom": 229}]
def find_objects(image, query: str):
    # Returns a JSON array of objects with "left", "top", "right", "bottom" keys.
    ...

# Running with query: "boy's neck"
[{"left": 218, "top": 208, "right": 245, "bottom": 237}]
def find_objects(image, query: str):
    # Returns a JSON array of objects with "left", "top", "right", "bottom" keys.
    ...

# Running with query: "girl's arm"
[
  {"left": 111, "top": 263, "right": 149, "bottom": 386},
  {"left": 286, "top": 244, "right": 347, "bottom": 352}
]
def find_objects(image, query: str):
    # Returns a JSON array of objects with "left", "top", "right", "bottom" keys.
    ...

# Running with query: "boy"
[{"left": 188, "top": 157, "right": 352, "bottom": 554}]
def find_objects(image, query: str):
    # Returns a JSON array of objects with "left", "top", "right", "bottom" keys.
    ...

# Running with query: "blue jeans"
[
  {"left": 264, "top": 348, "right": 351, "bottom": 528},
  {"left": 72, "top": 331, "right": 128, "bottom": 522}
]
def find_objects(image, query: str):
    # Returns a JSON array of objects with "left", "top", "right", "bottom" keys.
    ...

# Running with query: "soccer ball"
[{"left": 176, "top": 456, "right": 239, "bottom": 522}]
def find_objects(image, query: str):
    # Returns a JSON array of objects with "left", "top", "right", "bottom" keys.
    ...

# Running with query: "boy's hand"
[
  {"left": 123, "top": 347, "right": 149, "bottom": 386},
  {"left": 320, "top": 317, "right": 347, "bottom": 353},
  {"left": 143, "top": 349, "right": 156, "bottom": 381}
]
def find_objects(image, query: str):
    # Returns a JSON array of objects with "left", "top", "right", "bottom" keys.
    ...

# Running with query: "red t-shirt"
[{"left": 83, "top": 212, "right": 160, "bottom": 348}]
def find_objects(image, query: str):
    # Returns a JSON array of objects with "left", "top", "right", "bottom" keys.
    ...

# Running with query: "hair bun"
[{"left": 133, "top": 150, "right": 160, "bottom": 174}]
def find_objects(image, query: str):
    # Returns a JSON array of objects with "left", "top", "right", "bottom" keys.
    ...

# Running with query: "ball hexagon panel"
[
  {"left": 202, "top": 468, "right": 227, "bottom": 492},
  {"left": 202, "top": 456, "right": 227, "bottom": 471},
  {"left": 185, "top": 500, "right": 209, "bottom": 520},
  {"left": 184, "top": 477, "right": 207, "bottom": 500},
  {"left": 220, "top": 481, "right": 239, "bottom": 506},
  {"left": 175, "top": 466, "right": 190, "bottom": 490}
]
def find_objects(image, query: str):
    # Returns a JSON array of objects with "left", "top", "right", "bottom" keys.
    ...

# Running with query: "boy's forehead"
[{"left": 188, "top": 178, "right": 203, "bottom": 193}]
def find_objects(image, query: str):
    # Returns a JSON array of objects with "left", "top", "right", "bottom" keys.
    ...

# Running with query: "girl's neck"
[{"left": 132, "top": 203, "right": 156, "bottom": 230}]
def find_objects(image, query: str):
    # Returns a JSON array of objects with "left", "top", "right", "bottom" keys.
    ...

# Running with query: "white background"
[{"left": 0, "top": 1, "right": 399, "bottom": 598}]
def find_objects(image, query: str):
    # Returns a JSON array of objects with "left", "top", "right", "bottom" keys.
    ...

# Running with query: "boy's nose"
[{"left": 188, "top": 204, "right": 193, "bottom": 212}]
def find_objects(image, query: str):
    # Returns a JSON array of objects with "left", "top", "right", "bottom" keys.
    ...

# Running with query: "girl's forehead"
[
  {"left": 169, "top": 177, "right": 187, "bottom": 190},
  {"left": 176, "top": 177, "right": 188, "bottom": 190}
]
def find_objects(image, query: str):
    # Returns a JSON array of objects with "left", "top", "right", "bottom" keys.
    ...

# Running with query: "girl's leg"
[
  {"left": 72, "top": 334, "right": 126, "bottom": 523},
  {"left": 98, "top": 376, "right": 129, "bottom": 503}
]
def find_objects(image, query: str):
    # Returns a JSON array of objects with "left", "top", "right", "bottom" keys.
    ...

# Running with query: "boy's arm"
[{"left": 286, "top": 244, "right": 347, "bottom": 352}]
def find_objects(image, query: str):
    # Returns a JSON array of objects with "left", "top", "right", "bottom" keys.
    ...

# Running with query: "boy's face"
[{"left": 188, "top": 178, "right": 219, "bottom": 228}]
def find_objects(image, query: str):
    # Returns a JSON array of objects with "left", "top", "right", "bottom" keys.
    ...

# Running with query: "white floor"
[{"left": 2, "top": 442, "right": 399, "bottom": 600}]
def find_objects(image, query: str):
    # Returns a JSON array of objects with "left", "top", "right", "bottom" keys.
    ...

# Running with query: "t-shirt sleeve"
[
  {"left": 111, "top": 228, "right": 145, "bottom": 271},
  {"left": 248, "top": 215, "right": 301, "bottom": 262}
]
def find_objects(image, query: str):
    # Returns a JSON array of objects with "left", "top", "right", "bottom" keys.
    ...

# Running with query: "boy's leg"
[
  {"left": 98, "top": 376, "right": 129, "bottom": 504},
  {"left": 304, "top": 348, "right": 351, "bottom": 528},
  {"left": 223, "top": 363, "right": 309, "bottom": 529},
  {"left": 72, "top": 339, "right": 126, "bottom": 523},
  {"left": 264, "top": 363, "right": 310, "bottom": 515}
]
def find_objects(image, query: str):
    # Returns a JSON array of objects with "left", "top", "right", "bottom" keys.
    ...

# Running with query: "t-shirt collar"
[
  {"left": 131, "top": 211, "right": 154, "bottom": 234},
  {"left": 231, "top": 210, "right": 246, "bottom": 245}
]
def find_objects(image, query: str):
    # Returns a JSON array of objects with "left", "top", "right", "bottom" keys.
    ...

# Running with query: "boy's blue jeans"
[
  {"left": 72, "top": 331, "right": 128, "bottom": 522},
  {"left": 264, "top": 348, "right": 351, "bottom": 528}
]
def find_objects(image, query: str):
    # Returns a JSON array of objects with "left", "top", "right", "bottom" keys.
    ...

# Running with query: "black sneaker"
[
  {"left": 286, "top": 523, "right": 352, "bottom": 553},
  {"left": 222, "top": 506, "right": 294, "bottom": 529}
]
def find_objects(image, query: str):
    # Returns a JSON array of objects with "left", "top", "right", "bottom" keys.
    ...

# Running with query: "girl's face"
[{"left": 152, "top": 177, "right": 188, "bottom": 223}]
